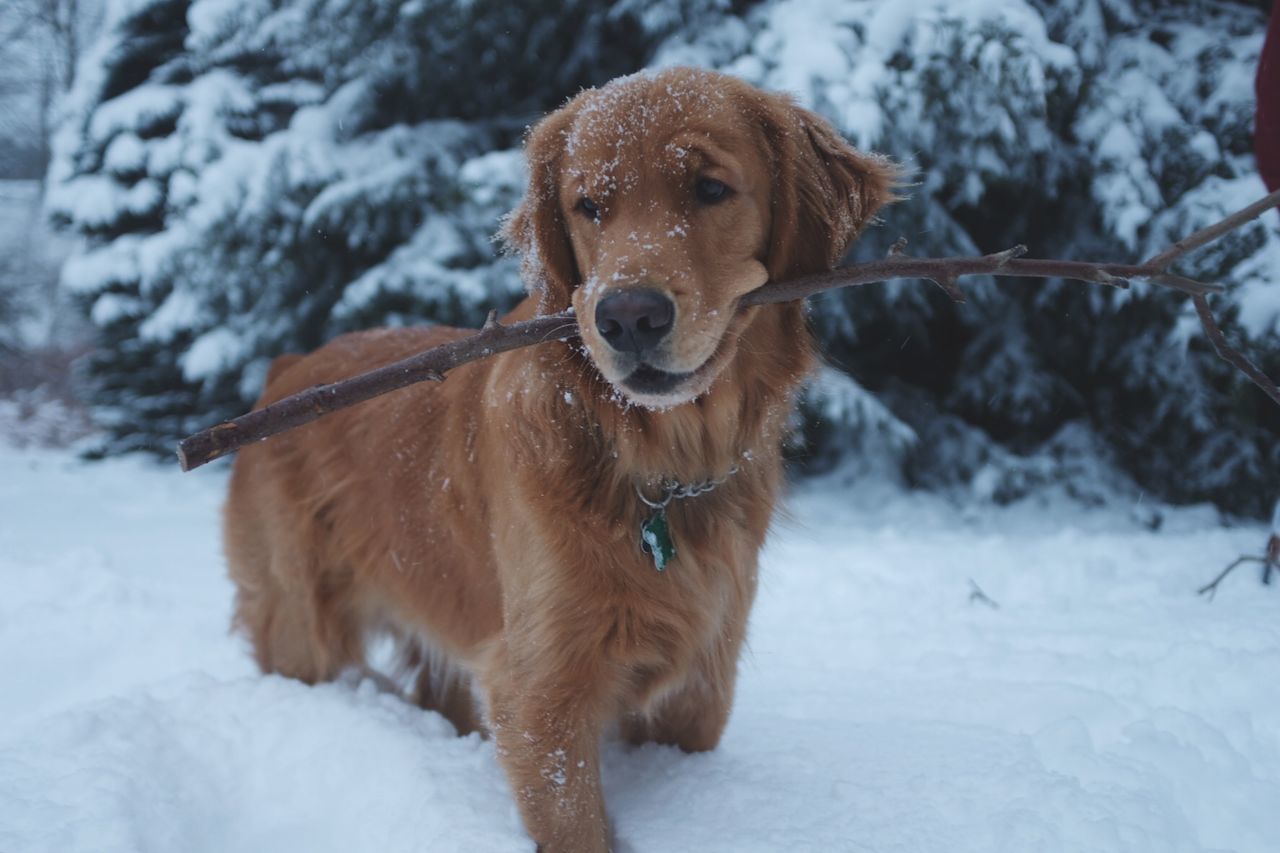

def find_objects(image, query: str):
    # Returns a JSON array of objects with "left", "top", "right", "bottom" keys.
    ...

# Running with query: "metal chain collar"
[{"left": 635, "top": 464, "right": 740, "bottom": 510}]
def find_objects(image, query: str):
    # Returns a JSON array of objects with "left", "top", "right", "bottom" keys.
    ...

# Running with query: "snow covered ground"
[{"left": 1, "top": 444, "right": 1276, "bottom": 852}]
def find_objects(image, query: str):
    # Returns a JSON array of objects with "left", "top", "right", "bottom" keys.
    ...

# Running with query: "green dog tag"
[{"left": 640, "top": 509, "right": 676, "bottom": 571}]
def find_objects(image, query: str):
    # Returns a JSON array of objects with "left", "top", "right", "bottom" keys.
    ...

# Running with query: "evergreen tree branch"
[{"left": 177, "top": 190, "right": 1280, "bottom": 472}]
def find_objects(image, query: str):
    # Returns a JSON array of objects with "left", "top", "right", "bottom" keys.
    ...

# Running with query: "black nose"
[{"left": 594, "top": 288, "right": 675, "bottom": 354}]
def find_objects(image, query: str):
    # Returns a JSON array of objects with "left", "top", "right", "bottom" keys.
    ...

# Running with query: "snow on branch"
[{"left": 176, "top": 189, "right": 1280, "bottom": 472}]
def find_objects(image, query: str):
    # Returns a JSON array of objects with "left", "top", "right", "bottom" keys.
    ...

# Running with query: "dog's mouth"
[
  {"left": 622, "top": 364, "right": 694, "bottom": 395},
  {"left": 610, "top": 343, "right": 732, "bottom": 407}
]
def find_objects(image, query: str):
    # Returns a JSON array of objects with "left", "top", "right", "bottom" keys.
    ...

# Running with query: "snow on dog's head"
[{"left": 504, "top": 67, "right": 898, "bottom": 409}]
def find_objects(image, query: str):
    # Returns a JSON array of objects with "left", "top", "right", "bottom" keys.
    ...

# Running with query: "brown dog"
[{"left": 224, "top": 67, "right": 895, "bottom": 852}]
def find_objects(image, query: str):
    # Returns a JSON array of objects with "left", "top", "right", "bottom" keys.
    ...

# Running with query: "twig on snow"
[
  {"left": 1198, "top": 534, "right": 1280, "bottom": 600},
  {"left": 968, "top": 579, "right": 1000, "bottom": 610}
]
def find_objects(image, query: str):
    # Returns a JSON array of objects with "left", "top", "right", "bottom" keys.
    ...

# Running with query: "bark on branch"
[{"left": 177, "top": 188, "right": 1280, "bottom": 471}]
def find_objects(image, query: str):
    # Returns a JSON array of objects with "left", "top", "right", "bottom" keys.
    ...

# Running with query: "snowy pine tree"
[
  {"left": 49, "top": 0, "right": 720, "bottom": 452},
  {"left": 50, "top": 0, "right": 1279, "bottom": 515}
]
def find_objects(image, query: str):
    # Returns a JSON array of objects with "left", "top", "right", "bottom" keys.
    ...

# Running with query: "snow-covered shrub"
[
  {"left": 50, "top": 0, "right": 1279, "bottom": 515},
  {"left": 793, "top": 363, "right": 917, "bottom": 478}
]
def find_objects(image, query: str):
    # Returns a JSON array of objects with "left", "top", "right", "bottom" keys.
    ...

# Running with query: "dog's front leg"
[{"left": 485, "top": 642, "right": 615, "bottom": 853}]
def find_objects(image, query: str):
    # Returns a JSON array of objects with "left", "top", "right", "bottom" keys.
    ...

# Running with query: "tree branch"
[
  {"left": 1192, "top": 295, "right": 1280, "bottom": 407},
  {"left": 1198, "top": 555, "right": 1273, "bottom": 600},
  {"left": 174, "top": 310, "right": 579, "bottom": 472},
  {"left": 177, "top": 189, "right": 1280, "bottom": 471},
  {"left": 1143, "top": 189, "right": 1280, "bottom": 270},
  {"left": 1198, "top": 556, "right": 1263, "bottom": 599}
]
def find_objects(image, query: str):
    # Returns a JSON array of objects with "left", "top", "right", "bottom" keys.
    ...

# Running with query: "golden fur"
[{"left": 224, "top": 67, "right": 895, "bottom": 852}]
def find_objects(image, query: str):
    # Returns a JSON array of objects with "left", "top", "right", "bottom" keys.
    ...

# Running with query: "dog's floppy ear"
[
  {"left": 503, "top": 99, "right": 583, "bottom": 314},
  {"left": 755, "top": 94, "right": 899, "bottom": 281}
]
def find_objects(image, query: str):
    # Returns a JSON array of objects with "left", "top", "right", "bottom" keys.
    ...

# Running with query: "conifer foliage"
[{"left": 51, "top": 0, "right": 1279, "bottom": 515}]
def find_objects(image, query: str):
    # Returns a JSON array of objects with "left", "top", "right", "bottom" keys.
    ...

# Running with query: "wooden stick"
[
  {"left": 1192, "top": 295, "right": 1280, "bottom": 407},
  {"left": 175, "top": 310, "right": 578, "bottom": 471},
  {"left": 1198, "top": 555, "right": 1273, "bottom": 599},
  {"left": 177, "top": 189, "right": 1280, "bottom": 471}
]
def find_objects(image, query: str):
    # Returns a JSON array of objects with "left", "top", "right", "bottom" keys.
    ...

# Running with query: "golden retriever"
[{"left": 224, "top": 67, "right": 895, "bottom": 852}]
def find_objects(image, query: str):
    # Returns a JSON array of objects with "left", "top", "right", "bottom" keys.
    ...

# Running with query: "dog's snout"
[{"left": 594, "top": 289, "right": 675, "bottom": 354}]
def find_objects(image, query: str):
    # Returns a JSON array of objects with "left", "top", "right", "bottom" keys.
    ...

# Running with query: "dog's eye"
[
  {"left": 576, "top": 197, "right": 601, "bottom": 221},
  {"left": 694, "top": 178, "right": 731, "bottom": 205}
]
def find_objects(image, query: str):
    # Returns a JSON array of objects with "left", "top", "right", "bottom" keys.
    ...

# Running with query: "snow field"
[{"left": 0, "top": 447, "right": 1276, "bottom": 852}]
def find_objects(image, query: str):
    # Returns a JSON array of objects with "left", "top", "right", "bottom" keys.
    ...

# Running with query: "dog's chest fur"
[{"left": 450, "top": 341, "right": 790, "bottom": 710}]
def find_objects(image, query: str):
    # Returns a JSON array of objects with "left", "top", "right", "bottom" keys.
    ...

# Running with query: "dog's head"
[{"left": 505, "top": 67, "right": 896, "bottom": 409}]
